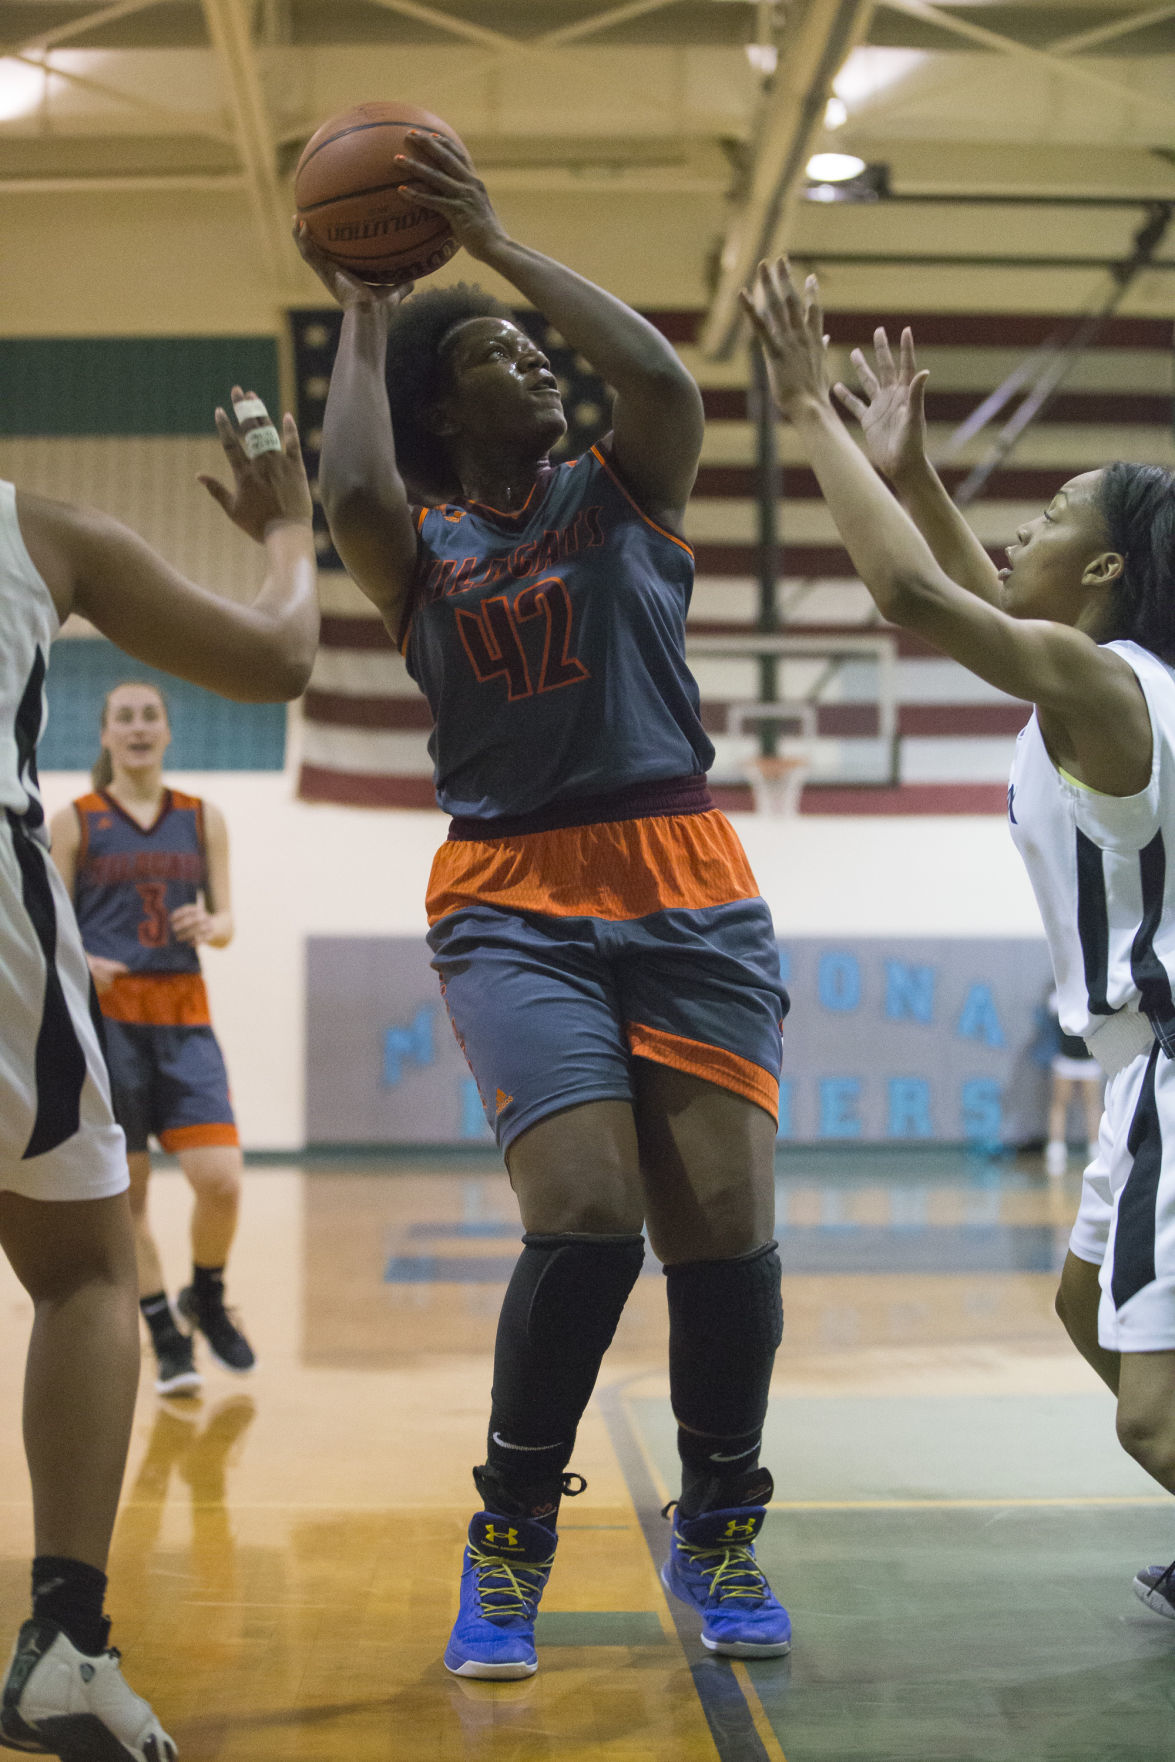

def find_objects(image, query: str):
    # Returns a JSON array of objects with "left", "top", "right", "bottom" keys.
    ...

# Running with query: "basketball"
[{"left": 294, "top": 101, "right": 466, "bottom": 285}]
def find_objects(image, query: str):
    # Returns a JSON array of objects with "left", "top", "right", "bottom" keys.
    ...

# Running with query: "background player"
[
  {"left": 50, "top": 683, "right": 253, "bottom": 1398},
  {"left": 0, "top": 388, "right": 315, "bottom": 1759},
  {"left": 742, "top": 253, "right": 1175, "bottom": 1625},
  {"left": 297, "top": 131, "right": 791, "bottom": 1677}
]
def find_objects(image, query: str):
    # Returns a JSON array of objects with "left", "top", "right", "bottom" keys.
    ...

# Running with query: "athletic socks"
[
  {"left": 139, "top": 1290, "right": 184, "bottom": 1351},
  {"left": 30, "top": 1556, "right": 109, "bottom": 1657},
  {"left": 191, "top": 1263, "right": 227, "bottom": 1306}
]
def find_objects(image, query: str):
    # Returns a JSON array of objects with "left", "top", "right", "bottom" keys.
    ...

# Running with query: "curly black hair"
[
  {"left": 384, "top": 282, "right": 514, "bottom": 503},
  {"left": 1096, "top": 463, "right": 1175, "bottom": 661}
]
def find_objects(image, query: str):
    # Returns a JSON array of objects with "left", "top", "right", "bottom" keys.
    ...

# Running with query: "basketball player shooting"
[{"left": 296, "top": 129, "right": 793, "bottom": 1679}]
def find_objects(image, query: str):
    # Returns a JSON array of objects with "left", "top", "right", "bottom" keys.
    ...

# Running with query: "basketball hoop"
[{"left": 744, "top": 750, "right": 811, "bottom": 817}]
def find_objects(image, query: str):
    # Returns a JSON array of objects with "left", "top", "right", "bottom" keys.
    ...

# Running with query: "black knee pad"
[
  {"left": 490, "top": 1233, "right": 645, "bottom": 1446},
  {"left": 665, "top": 1241, "right": 783, "bottom": 1438}
]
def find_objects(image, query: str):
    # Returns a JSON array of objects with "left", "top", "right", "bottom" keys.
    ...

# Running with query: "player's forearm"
[
  {"left": 244, "top": 523, "right": 319, "bottom": 695},
  {"left": 477, "top": 237, "right": 695, "bottom": 404},
  {"left": 320, "top": 305, "right": 409, "bottom": 512},
  {"left": 891, "top": 457, "right": 1002, "bottom": 605},
  {"left": 791, "top": 398, "right": 952, "bottom": 624}
]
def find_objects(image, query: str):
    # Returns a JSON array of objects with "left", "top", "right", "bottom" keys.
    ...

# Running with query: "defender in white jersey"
[
  {"left": 0, "top": 388, "right": 316, "bottom": 1761},
  {"left": 742, "top": 256, "right": 1175, "bottom": 1624}
]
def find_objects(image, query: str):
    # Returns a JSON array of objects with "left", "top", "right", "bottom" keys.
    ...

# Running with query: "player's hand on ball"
[
  {"left": 394, "top": 130, "right": 507, "bottom": 262},
  {"left": 87, "top": 954, "right": 129, "bottom": 995},
  {"left": 739, "top": 257, "right": 833, "bottom": 420},
  {"left": 833, "top": 327, "right": 930, "bottom": 484},
  {"left": 292, "top": 219, "right": 415, "bottom": 310},
  {"left": 197, "top": 386, "right": 314, "bottom": 544}
]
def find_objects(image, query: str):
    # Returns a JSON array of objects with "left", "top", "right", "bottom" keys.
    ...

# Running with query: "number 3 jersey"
[
  {"left": 71, "top": 789, "right": 204, "bottom": 976},
  {"left": 402, "top": 443, "right": 716, "bottom": 820}
]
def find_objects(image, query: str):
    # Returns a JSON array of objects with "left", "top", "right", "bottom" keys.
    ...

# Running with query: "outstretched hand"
[
  {"left": 197, "top": 387, "right": 314, "bottom": 544},
  {"left": 833, "top": 328, "right": 930, "bottom": 483},
  {"left": 739, "top": 258, "right": 832, "bottom": 419},
  {"left": 393, "top": 129, "right": 508, "bottom": 262}
]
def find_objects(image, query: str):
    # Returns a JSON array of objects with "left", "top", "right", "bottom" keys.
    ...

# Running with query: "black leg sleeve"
[{"left": 485, "top": 1232, "right": 645, "bottom": 1493}]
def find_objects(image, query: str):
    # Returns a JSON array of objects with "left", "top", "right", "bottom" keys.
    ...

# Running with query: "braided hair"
[
  {"left": 384, "top": 283, "right": 514, "bottom": 504},
  {"left": 1097, "top": 463, "right": 1175, "bottom": 660}
]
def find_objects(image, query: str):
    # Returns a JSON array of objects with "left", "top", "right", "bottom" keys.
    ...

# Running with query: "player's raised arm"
[
  {"left": 395, "top": 130, "right": 704, "bottom": 530},
  {"left": 294, "top": 224, "right": 421, "bottom": 639},
  {"left": 739, "top": 258, "right": 1150, "bottom": 795},
  {"left": 833, "top": 326, "right": 1003, "bottom": 606},
  {"left": 19, "top": 388, "right": 318, "bottom": 703}
]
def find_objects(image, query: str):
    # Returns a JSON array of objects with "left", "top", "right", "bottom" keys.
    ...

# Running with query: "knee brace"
[
  {"left": 665, "top": 1241, "right": 783, "bottom": 1439},
  {"left": 487, "top": 1232, "right": 645, "bottom": 1480}
]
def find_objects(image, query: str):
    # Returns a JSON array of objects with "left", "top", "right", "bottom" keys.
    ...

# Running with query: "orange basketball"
[{"left": 295, "top": 101, "right": 466, "bottom": 286}]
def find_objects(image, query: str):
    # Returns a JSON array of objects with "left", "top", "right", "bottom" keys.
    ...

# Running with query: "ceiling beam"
[
  {"left": 200, "top": 0, "right": 295, "bottom": 288},
  {"left": 540, "top": 0, "right": 684, "bottom": 48},
  {"left": 1049, "top": 3, "right": 1175, "bottom": 57},
  {"left": 3, "top": 0, "right": 168, "bottom": 58},
  {"left": 360, "top": 0, "right": 521, "bottom": 52},
  {"left": 9, "top": 49, "right": 238, "bottom": 146},
  {"left": 699, "top": 0, "right": 875, "bottom": 359},
  {"left": 880, "top": 0, "right": 1175, "bottom": 128}
]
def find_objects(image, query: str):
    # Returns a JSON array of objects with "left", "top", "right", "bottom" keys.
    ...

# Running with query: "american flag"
[{"left": 292, "top": 306, "right": 1174, "bottom": 814}]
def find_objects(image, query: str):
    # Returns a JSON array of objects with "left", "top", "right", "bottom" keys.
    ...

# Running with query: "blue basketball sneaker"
[
  {"left": 662, "top": 1472, "right": 791, "bottom": 1657},
  {"left": 444, "top": 1510, "right": 558, "bottom": 1679}
]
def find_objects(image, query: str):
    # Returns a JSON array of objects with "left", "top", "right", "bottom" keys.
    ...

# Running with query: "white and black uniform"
[
  {"left": 1009, "top": 639, "right": 1175, "bottom": 1350},
  {"left": 0, "top": 479, "right": 127, "bottom": 1200}
]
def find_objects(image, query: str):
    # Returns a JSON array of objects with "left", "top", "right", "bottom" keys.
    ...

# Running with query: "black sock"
[
  {"left": 678, "top": 1430, "right": 770, "bottom": 1516},
  {"left": 31, "top": 1556, "right": 109, "bottom": 1656},
  {"left": 139, "top": 1290, "right": 181, "bottom": 1350},
  {"left": 192, "top": 1264, "right": 226, "bottom": 1309}
]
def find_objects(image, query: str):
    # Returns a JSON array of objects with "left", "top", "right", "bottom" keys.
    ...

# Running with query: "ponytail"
[
  {"left": 91, "top": 747, "right": 114, "bottom": 791},
  {"left": 1098, "top": 463, "right": 1175, "bottom": 661}
]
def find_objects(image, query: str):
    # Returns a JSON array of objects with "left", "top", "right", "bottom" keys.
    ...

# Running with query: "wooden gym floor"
[{"left": 1, "top": 1149, "right": 1171, "bottom": 1762}]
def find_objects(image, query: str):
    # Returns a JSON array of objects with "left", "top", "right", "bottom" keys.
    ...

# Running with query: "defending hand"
[
  {"left": 739, "top": 258, "right": 832, "bottom": 419},
  {"left": 833, "top": 328, "right": 930, "bottom": 484},
  {"left": 197, "top": 387, "right": 314, "bottom": 543}
]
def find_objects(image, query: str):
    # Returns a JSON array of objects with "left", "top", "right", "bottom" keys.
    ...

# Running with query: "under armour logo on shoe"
[
  {"left": 723, "top": 1518, "right": 758, "bottom": 1540},
  {"left": 483, "top": 1525, "right": 519, "bottom": 1549}
]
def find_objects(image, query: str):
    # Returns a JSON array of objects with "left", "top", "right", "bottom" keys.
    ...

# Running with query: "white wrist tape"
[
  {"left": 233, "top": 396, "right": 270, "bottom": 422},
  {"left": 243, "top": 424, "right": 282, "bottom": 459}
]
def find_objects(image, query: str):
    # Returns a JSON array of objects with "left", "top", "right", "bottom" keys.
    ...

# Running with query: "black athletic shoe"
[
  {"left": 0, "top": 1618, "right": 175, "bottom": 1760},
  {"left": 152, "top": 1331, "right": 202, "bottom": 1400},
  {"left": 1134, "top": 1558, "right": 1175, "bottom": 1618},
  {"left": 177, "top": 1285, "right": 255, "bottom": 1374}
]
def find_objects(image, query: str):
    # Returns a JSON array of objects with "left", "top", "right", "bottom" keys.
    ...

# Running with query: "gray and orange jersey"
[
  {"left": 72, "top": 788, "right": 205, "bottom": 977},
  {"left": 402, "top": 442, "right": 715, "bottom": 821}
]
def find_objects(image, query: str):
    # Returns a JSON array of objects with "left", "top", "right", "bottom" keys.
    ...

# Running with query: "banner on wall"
[{"left": 305, "top": 936, "right": 1056, "bottom": 1148}]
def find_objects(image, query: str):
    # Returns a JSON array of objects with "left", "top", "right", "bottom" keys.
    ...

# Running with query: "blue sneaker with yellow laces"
[
  {"left": 662, "top": 1469, "right": 791, "bottom": 1658},
  {"left": 443, "top": 1510, "right": 557, "bottom": 1679}
]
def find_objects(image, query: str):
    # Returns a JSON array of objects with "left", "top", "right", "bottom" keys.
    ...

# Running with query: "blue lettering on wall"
[
  {"left": 956, "top": 983, "right": 1005, "bottom": 1047},
  {"left": 819, "top": 1077, "right": 861, "bottom": 1138},
  {"left": 888, "top": 1078, "right": 933, "bottom": 1137},
  {"left": 961, "top": 1077, "right": 1003, "bottom": 1144},
  {"left": 884, "top": 961, "right": 935, "bottom": 1023},
  {"left": 818, "top": 952, "right": 861, "bottom": 1013},
  {"left": 776, "top": 1079, "right": 793, "bottom": 1141},
  {"left": 381, "top": 1006, "right": 435, "bottom": 1086},
  {"left": 461, "top": 1078, "right": 492, "bottom": 1140}
]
